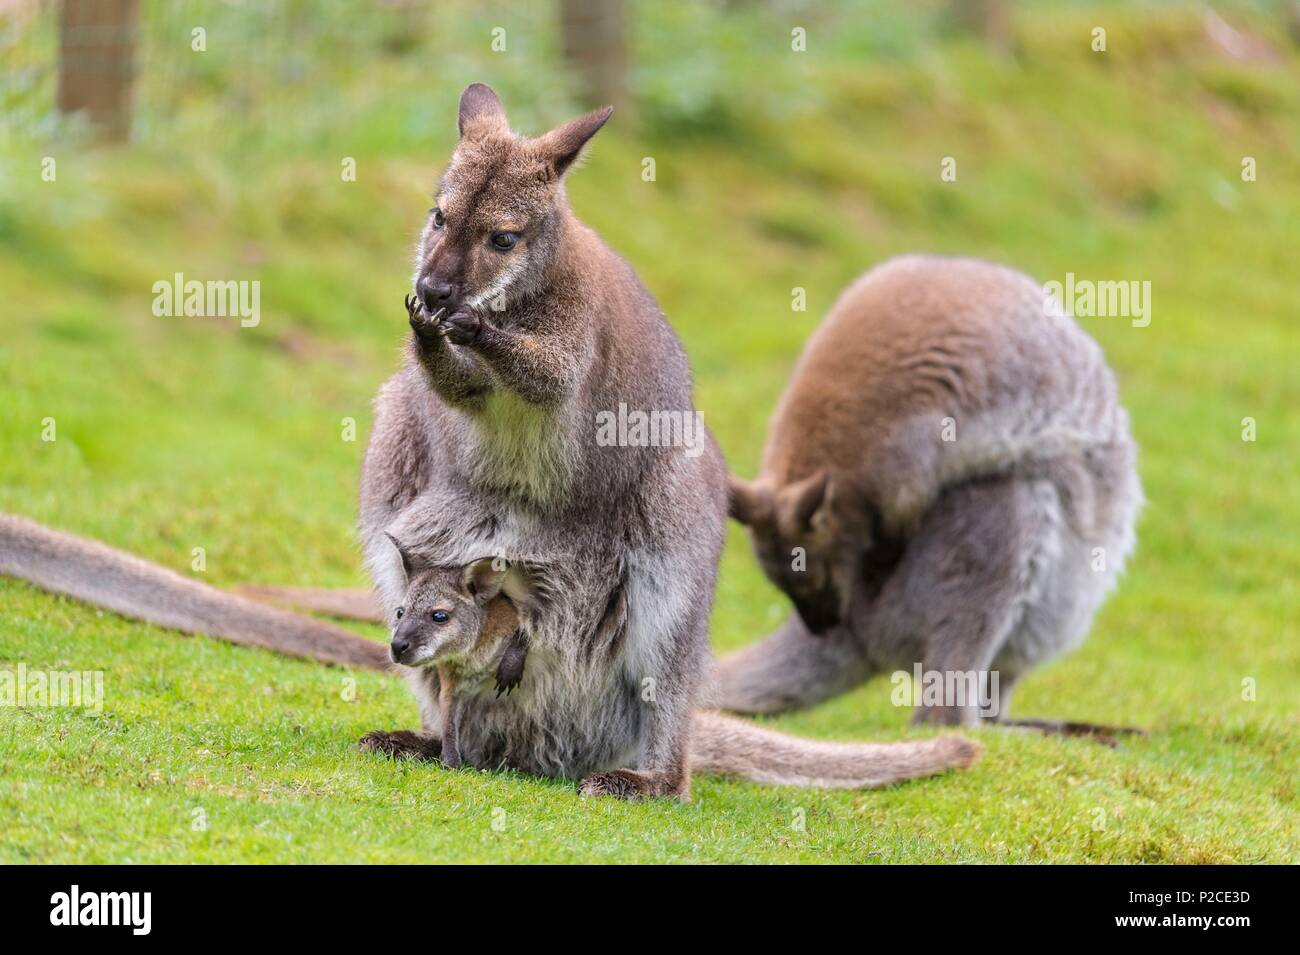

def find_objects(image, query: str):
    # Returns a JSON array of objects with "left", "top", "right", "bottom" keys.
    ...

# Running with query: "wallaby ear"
[
  {"left": 458, "top": 83, "right": 508, "bottom": 139},
  {"left": 728, "top": 475, "right": 774, "bottom": 527},
  {"left": 532, "top": 106, "right": 613, "bottom": 178},
  {"left": 384, "top": 532, "right": 416, "bottom": 581},
  {"left": 462, "top": 557, "right": 509, "bottom": 606},
  {"left": 778, "top": 470, "right": 830, "bottom": 533}
]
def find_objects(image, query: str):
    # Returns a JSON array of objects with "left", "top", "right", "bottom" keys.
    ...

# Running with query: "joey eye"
[
  {"left": 431, "top": 610, "right": 450, "bottom": 624},
  {"left": 490, "top": 231, "right": 518, "bottom": 251},
  {"left": 432, "top": 208, "right": 446, "bottom": 229},
  {"left": 395, "top": 607, "right": 404, "bottom": 619}
]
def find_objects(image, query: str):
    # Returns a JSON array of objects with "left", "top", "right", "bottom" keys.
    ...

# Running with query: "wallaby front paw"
[
  {"left": 358, "top": 728, "right": 442, "bottom": 761},
  {"left": 494, "top": 632, "right": 528, "bottom": 697},
  {"left": 436, "top": 309, "right": 482, "bottom": 346},
  {"left": 406, "top": 293, "right": 445, "bottom": 340}
]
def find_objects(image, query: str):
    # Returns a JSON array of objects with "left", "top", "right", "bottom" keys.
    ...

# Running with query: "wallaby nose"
[
  {"left": 390, "top": 636, "right": 411, "bottom": 662},
  {"left": 418, "top": 275, "right": 457, "bottom": 312}
]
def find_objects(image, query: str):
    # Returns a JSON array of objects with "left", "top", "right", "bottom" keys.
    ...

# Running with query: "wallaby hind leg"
[
  {"left": 985, "top": 458, "right": 1147, "bottom": 745},
  {"left": 883, "top": 478, "right": 1059, "bottom": 728},
  {"left": 580, "top": 598, "right": 709, "bottom": 801},
  {"left": 713, "top": 613, "right": 876, "bottom": 715},
  {"left": 234, "top": 584, "right": 384, "bottom": 623}
]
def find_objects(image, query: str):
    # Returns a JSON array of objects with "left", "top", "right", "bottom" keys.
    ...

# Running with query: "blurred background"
[{"left": 0, "top": 1, "right": 1297, "bottom": 862}]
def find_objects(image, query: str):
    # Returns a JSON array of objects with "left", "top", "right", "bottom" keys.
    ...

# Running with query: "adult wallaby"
[
  {"left": 722, "top": 255, "right": 1143, "bottom": 738},
  {"left": 0, "top": 88, "right": 981, "bottom": 797},
  {"left": 349, "top": 83, "right": 730, "bottom": 799}
]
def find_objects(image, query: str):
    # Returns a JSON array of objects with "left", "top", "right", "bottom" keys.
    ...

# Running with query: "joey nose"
[
  {"left": 390, "top": 636, "right": 412, "bottom": 662},
  {"left": 418, "top": 276, "right": 457, "bottom": 312}
]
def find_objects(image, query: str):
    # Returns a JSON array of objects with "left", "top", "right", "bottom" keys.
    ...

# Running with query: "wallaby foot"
[
  {"left": 577, "top": 768, "right": 689, "bottom": 802},
  {"left": 358, "top": 729, "right": 443, "bottom": 761},
  {"left": 997, "top": 718, "right": 1146, "bottom": 748},
  {"left": 440, "top": 742, "right": 462, "bottom": 769}
]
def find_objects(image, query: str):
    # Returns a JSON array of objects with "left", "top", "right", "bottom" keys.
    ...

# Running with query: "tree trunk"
[
  {"left": 949, "top": 0, "right": 1012, "bottom": 54},
  {"left": 58, "top": 0, "right": 139, "bottom": 141},
  {"left": 559, "top": 0, "right": 627, "bottom": 110}
]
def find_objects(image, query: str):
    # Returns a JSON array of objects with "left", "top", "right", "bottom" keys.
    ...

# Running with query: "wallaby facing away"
[
  {"left": 723, "top": 255, "right": 1143, "bottom": 738},
  {"left": 353, "top": 532, "right": 979, "bottom": 789}
]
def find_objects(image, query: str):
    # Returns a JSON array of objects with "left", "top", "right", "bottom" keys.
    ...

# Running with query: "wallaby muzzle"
[
  {"left": 417, "top": 274, "right": 460, "bottom": 314},
  {"left": 389, "top": 617, "right": 428, "bottom": 665}
]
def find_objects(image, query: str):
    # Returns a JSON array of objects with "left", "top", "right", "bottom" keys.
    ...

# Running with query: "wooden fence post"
[
  {"left": 57, "top": 0, "right": 139, "bottom": 141},
  {"left": 559, "top": 0, "right": 627, "bottom": 110}
]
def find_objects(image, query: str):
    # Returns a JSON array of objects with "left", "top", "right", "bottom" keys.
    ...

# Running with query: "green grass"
[{"left": 1, "top": 1, "right": 1298, "bottom": 863}]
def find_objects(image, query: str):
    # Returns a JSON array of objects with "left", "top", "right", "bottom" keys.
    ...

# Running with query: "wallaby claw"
[{"left": 406, "top": 294, "right": 445, "bottom": 339}]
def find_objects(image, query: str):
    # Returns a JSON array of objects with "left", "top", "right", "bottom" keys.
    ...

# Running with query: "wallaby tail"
[
  {"left": 233, "top": 584, "right": 384, "bottom": 622},
  {"left": 690, "top": 711, "right": 980, "bottom": 789},
  {"left": 0, "top": 514, "right": 390, "bottom": 671}
]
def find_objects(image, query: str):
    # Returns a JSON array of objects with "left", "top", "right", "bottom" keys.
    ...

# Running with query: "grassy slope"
[{"left": 1, "top": 3, "right": 1297, "bottom": 862}]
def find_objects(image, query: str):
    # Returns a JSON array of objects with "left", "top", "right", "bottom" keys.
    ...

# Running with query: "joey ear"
[
  {"left": 532, "top": 106, "right": 613, "bottom": 178},
  {"left": 728, "top": 475, "right": 774, "bottom": 527},
  {"left": 778, "top": 470, "right": 830, "bottom": 533},
  {"left": 458, "top": 83, "right": 508, "bottom": 139},
  {"left": 384, "top": 532, "right": 415, "bottom": 580},
  {"left": 462, "top": 557, "right": 509, "bottom": 606}
]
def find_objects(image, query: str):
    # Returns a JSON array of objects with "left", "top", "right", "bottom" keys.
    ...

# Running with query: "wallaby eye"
[
  {"left": 432, "top": 208, "right": 446, "bottom": 229},
  {"left": 490, "top": 231, "right": 518, "bottom": 251},
  {"left": 395, "top": 607, "right": 404, "bottom": 619},
  {"left": 431, "top": 610, "right": 450, "bottom": 624}
]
